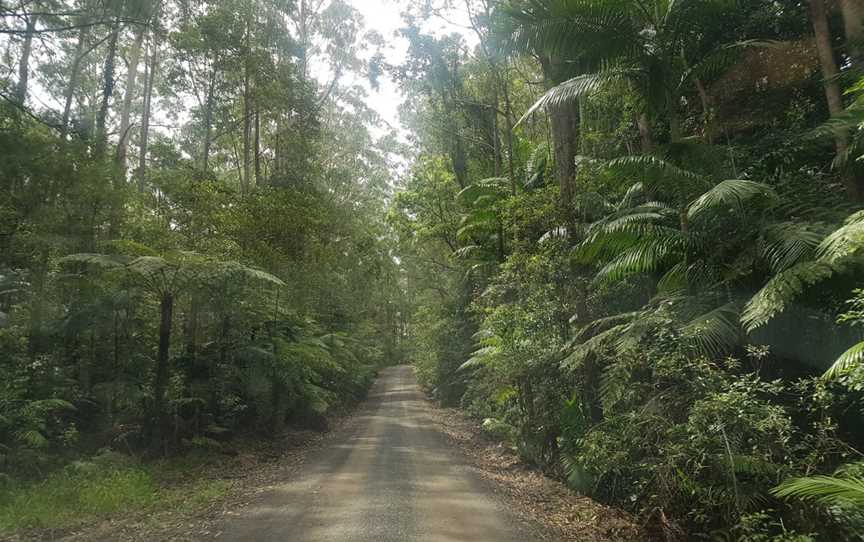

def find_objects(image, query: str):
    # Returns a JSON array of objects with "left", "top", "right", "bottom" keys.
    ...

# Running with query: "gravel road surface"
[{"left": 213, "top": 365, "right": 539, "bottom": 541}]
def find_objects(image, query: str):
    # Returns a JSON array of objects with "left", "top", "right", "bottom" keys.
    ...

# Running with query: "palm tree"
[
  {"left": 560, "top": 154, "right": 840, "bottom": 362},
  {"left": 507, "top": 0, "right": 753, "bottom": 148}
]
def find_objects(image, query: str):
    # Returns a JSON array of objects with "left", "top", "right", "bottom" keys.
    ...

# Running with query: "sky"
[
  {"left": 344, "top": 0, "right": 476, "bottom": 137},
  {"left": 1, "top": 0, "right": 477, "bottom": 159}
]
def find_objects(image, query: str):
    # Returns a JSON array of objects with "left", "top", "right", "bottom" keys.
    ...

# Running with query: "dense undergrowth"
[
  {"left": 0, "top": 0, "right": 405, "bottom": 533},
  {"left": 392, "top": 0, "right": 864, "bottom": 539}
]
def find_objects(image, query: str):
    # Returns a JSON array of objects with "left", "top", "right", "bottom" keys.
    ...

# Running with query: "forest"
[{"left": 3, "top": 0, "right": 864, "bottom": 539}]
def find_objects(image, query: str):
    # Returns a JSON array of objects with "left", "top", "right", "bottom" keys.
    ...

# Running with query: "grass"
[{"left": 0, "top": 451, "right": 231, "bottom": 534}]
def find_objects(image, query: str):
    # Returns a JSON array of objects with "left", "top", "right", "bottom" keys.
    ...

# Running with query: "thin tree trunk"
[
  {"left": 254, "top": 107, "right": 261, "bottom": 185},
  {"left": 116, "top": 26, "right": 145, "bottom": 173},
  {"left": 694, "top": 76, "right": 716, "bottom": 144},
  {"left": 840, "top": 0, "right": 864, "bottom": 68},
  {"left": 62, "top": 25, "right": 91, "bottom": 139},
  {"left": 138, "top": 31, "right": 159, "bottom": 193},
  {"left": 501, "top": 70, "right": 516, "bottom": 196},
  {"left": 15, "top": 14, "right": 38, "bottom": 104},
  {"left": 242, "top": 29, "right": 252, "bottom": 195},
  {"left": 202, "top": 66, "right": 217, "bottom": 171},
  {"left": 810, "top": 0, "right": 860, "bottom": 199},
  {"left": 152, "top": 291, "right": 174, "bottom": 452},
  {"left": 95, "top": 17, "right": 120, "bottom": 156},
  {"left": 298, "top": 0, "right": 308, "bottom": 80}
]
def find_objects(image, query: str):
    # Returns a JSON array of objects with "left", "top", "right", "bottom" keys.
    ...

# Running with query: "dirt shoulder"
[
  {"left": 5, "top": 412, "right": 366, "bottom": 542},
  {"left": 425, "top": 405, "right": 646, "bottom": 542}
]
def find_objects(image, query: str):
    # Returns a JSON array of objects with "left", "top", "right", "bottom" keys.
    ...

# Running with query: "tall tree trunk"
[
  {"left": 254, "top": 107, "right": 261, "bottom": 185},
  {"left": 116, "top": 26, "right": 145, "bottom": 174},
  {"left": 151, "top": 291, "right": 174, "bottom": 452},
  {"left": 62, "top": 25, "right": 91, "bottom": 139},
  {"left": 637, "top": 112, "right": 653, "bottom": 153},
  {"left": 810, "top": 0, "right": 860, "bottom": 199},
  {"left": 548, "top": 101, "right": 579, "bottom": 216},
  {"left": 840, "top": 0, "right": 864, "bottom": 68},
  {"left": 241, "top": 18, "right": 252, "bottom": 195},
  {"left": 202, "top": 66, "right": 217, "bottom": 171},
  {"left": 501, "top": 70, "right": 516, "bottom": 196},
  {"left": 540, "top": 57, "right": 579, "bottom": 216},
  {"left": 95, "top": 17, "right": 120, "bottom": 156},
  {"left": 298, "top": 0, "right": 308, "bottom": 80},
  {"left": 15, "top": 14, "right": 38, "bottom": 104},
  {"left": 138, "top": 31, "right": 159, "bottom": 193}
]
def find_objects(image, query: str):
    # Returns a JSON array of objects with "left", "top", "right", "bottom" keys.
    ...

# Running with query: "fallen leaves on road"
[{"left": 427, "top": 405, "right": 646, "bottom": 542}]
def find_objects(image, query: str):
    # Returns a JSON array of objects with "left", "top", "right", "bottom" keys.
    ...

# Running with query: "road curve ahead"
[{"left": 215, "top": 365, "right": 539, "bottom": 542}]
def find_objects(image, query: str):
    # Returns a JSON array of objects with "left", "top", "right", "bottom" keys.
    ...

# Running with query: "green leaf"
[
  {"left": 742, "top": 261, "right": 840, "bottom": 332},
  {"left": 824, "top": 341, "right": 864, "bottom": 380},
  {"left": 687, "top": 180, "right": 776, "bottom": 221},
  {"left": 773, "top": 474, "right": 864, "bottom": 507}
]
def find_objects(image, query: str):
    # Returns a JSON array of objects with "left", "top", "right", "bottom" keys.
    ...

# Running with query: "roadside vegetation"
[
  {"left": 6, "top": 0, "right": 864, "bottom": 539},
  {"left": 391, "top": 0, "right": 864, "bottom": 540},
  {"left": 0, "top": 0, "right": 402, "bottom": 536}
]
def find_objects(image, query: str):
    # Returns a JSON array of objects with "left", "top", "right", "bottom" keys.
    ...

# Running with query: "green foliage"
[{"left": 392, "top": 3, "right": 864, "bottom": 538}]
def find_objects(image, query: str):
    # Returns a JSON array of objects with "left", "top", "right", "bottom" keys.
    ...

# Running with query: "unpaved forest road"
[{"left": 213, "top": 365, "right": 540, "bottom": 541}]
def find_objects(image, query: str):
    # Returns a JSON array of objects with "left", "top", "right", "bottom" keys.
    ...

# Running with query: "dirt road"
[{"left": 212, "top": 365, "right": 539, "bottom": 541}]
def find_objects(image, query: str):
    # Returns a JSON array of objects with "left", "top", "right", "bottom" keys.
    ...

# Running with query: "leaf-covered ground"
[{"left": 426, "top": 406, "right": 645, "bottom": 542}]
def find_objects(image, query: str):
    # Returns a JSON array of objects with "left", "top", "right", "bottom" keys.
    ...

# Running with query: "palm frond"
[
  {"left": 742, "top": 261, "right": 840, "bottom": 332},
  {"left": 517, "top": 66, "right": 639, "bottom": 127},
  {"left": 824, "top": 341, "right": 864, "bottom": 380},
  {"left": 682, "top": 301, "right": 742, "bottom": 356},
  {"left": 687, "top": 180, "right": 776, "bottom": 221},
  {"left": 593, "top": 233, "right": 684, "bottom": 283},
  {"left": 773, "top": 475, "right": 864, "bottom": 507},
  {"left": 561, "top": 323, "right": 630, "bottom": 371},
  {"left": 759, "top": 221, "right": 829, "bottom": 273},
  {"left": 816, "top": 211, "right": 864, "bottom": 264}
]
